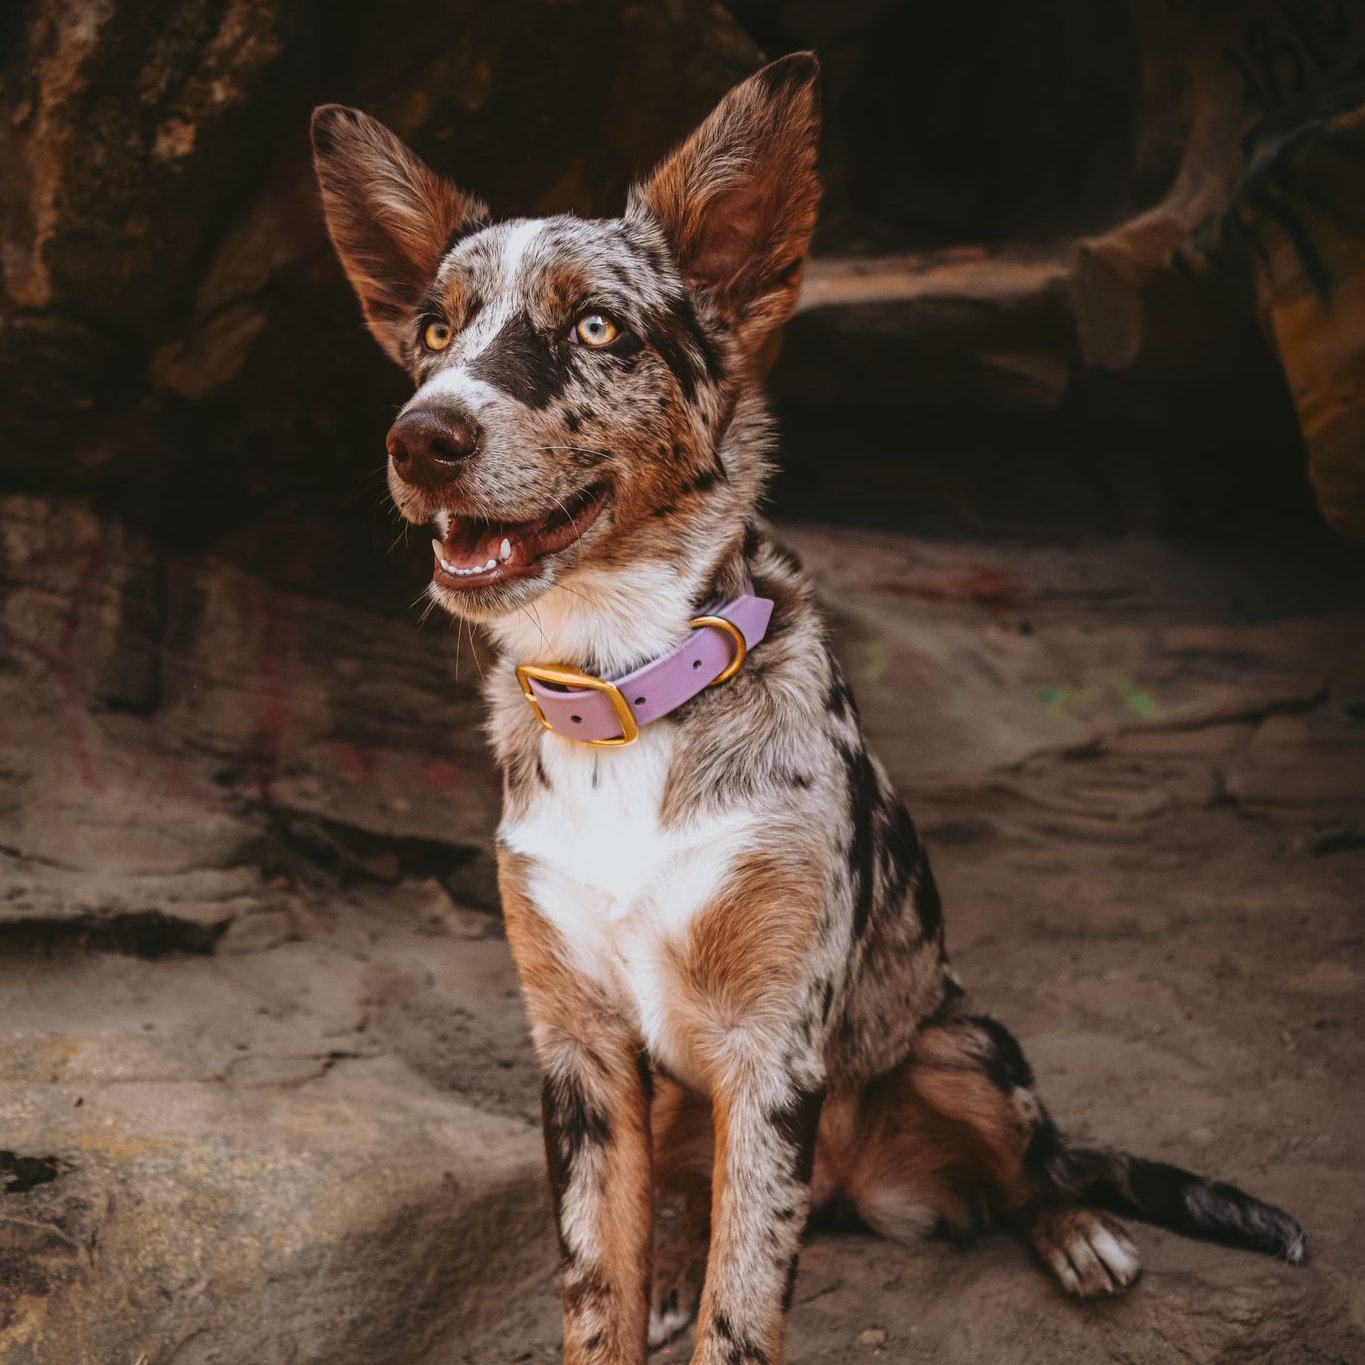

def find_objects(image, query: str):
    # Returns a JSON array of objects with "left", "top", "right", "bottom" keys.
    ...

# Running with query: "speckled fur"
[{"left": 313, "top": 54, "right": 1306, "bottom": 1365}]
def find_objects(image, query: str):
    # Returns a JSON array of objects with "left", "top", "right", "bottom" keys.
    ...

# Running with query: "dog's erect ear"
[
  {"left": 628, "top": 52, "right": 820, "bottom": 349},
  {"left": 311, "top": 105, "right": 487, "bottom": 365}
]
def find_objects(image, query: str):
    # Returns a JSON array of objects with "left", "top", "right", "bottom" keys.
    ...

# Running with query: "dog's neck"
[
  {"left": 484, "top": 393, "right": 768, "bottom": 679},
  {"left": 484, "top": 526, "right": 751, "bottom": 679}
]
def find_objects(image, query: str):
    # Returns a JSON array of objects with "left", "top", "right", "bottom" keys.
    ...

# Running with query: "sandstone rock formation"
[{"left": 2, "top": 4, "right": 1365, "bottom": 1362}]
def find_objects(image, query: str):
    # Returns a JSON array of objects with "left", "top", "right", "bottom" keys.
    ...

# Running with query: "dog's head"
[{"left": 311, "top": 55, "right": 820, "bottom": 623}]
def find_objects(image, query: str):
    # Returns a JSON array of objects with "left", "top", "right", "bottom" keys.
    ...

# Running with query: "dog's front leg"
[
  {"left": 501, "top": 860, "right": 653, "bottom": 1364},
  {"left": 692, "top": 1056, "right": 825, "bottom": 1365},
  {"left": 539, "top": 1022, "right": 653, "bottom": 1364}
]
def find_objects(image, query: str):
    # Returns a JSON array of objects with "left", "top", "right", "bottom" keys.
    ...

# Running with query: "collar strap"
[{"left": 515, "top": 594, "right": 774, "bottom": 747}]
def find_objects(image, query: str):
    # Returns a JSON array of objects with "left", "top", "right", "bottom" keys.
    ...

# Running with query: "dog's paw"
[
  {"left": 648, "top": 1281, "right": 699, "bottom": 1350},
  {"left": 1031, "top": 1206, "right": 1142, "bottom": 1298},
  {"left": 649, "top": 1194, "right": 706, "bottom": 1349}
]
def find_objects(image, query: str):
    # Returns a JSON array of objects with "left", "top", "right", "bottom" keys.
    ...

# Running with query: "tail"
[{"left": 1052, "top": 1145, "right": 1308, "bottom": 1265}]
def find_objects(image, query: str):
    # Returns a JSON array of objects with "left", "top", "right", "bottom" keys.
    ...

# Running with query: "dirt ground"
[{"left": 2, "top": 521, "right": 1362, "bottom": 1364}]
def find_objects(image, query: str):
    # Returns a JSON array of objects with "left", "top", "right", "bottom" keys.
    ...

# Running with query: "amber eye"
[
  {"left": 422, "top": 319, "right": 452, "bottom": 352},
  {"left": 574, "top": 312, "right": 619, "bottom": 348}
]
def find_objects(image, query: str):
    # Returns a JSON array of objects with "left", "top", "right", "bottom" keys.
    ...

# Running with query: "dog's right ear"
[
  {"left": 311, "top": 106, "right": 487, "bottom": 365},
  {"left": 628, "top": 53, "right": 821, "bottom": 353}
]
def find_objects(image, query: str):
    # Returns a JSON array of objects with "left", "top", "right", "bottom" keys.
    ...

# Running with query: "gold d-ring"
[{"left": 689, "top": 616, "right": 747, "bottom": 686}]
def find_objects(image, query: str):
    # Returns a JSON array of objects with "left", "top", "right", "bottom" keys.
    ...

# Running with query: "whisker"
[
  {"left": 519, "top": 604, "right": 549, "bottom": 651},
  {"left": 548, "top": 580, "right": 593, "bottom": 606},
  {"left": 545, "top": 490, "right": 581, "bottom": 528},
  {"left": 468, "top": 618, "right": 486, "bottom": 682}
]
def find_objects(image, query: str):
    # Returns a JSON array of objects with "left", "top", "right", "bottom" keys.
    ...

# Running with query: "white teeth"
[
  {"left": 499, "top": 537, "right": 511, "bottom": 562},
  {"left": 438, "top": 558, "right": 499, "bottom": 578},
  {"left": 432, "top": 538, "right": 502, "bottom": 580}
]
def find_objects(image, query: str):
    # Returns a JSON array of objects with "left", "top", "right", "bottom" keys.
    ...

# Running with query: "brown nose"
[{"left": 386, "top": 407, "right": 480, "bottom": 487}]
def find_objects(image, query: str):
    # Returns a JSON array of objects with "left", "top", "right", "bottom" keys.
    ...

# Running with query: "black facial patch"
[
  {"left": 649, "top": 292, "right": 722, "bottom": 401},
  {"left": 677, "top": 462, "right": 724, "bottom": 499},
  {"left": 468, "top": 312, "right": 569, "bottom": 409}
]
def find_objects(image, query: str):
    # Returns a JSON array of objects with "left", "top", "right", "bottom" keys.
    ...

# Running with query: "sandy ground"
[{"left": 2, "top": 521, "right": 1362, "bottom": 1364}]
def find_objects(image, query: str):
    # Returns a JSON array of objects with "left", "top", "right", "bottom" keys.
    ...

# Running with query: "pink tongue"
[
  {"left": 441, "top": 520, "right": 533, "bottom": 570},
  {"left": 442, "top": 519, "right": 497, "bottom": 569}
]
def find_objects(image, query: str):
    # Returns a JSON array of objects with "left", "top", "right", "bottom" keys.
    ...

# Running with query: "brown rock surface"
[
  {"left": 2, "top": 3, "right": 1364, "bottom": 1360},
  {"left": 2, "top": 511, "right": 1362, "bottom": 1363},
  {"left": 0, "top": 0, "right": 761, "bottom": 509}
]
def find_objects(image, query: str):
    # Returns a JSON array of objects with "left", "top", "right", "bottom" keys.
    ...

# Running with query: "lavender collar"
[{"left": 514, "top": 594, "right": 774, "bottom": 747}]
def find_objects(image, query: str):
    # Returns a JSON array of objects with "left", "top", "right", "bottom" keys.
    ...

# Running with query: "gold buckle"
[
  {"left": 689, "top": 616, "right": 747, "bottom": 686},
  {"left": 514, "top": 662, "right": 641, "bottom": 747}
]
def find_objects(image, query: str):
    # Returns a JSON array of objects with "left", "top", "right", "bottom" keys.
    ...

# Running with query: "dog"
[{"left": 311, "top": 53, "right": 1306, "bottom": 1365}]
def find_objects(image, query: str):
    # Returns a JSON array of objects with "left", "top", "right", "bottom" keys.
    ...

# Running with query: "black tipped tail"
[{"left": 1056, "top": 1147, "right": 1307, "bottom": 1264}]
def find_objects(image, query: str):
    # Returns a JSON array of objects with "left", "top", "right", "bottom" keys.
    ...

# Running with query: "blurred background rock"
[{"left": 5, "top": 0, "right": 1365, "bottom": 560}]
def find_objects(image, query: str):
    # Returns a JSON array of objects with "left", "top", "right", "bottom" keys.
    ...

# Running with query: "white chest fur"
[{"left": 499, "top": 723, "right": 756, "bottom": 1078}]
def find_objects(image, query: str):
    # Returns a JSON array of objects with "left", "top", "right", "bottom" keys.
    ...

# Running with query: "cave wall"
[{"left": 2, "top": 0, "right": 1365, "bottom": 578}]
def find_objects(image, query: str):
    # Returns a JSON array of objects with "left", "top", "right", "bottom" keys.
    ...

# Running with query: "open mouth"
[{"left": 430, "top": 483, "right": 608, "bottom": 590}]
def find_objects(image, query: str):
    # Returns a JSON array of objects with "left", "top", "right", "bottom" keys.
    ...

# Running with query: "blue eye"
[{"left": 574, "top": 313, "right": 619, "bottom": 348}]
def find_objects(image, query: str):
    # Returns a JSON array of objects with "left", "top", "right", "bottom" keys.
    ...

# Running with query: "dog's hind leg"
[
  {"left": 649, "top": 1076, "right": 712, "bottom": 1348},
  {"left": 838, "top": 1012, "right": 1143, "bottom": 1297},
  {"left": 839, "top": 1009, "right": 1306, "bottom": 1295}
]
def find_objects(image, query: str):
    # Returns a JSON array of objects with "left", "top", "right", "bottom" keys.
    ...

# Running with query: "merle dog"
[{"left": 312, "top": 53, "right": 1305, "bottom": 1365}]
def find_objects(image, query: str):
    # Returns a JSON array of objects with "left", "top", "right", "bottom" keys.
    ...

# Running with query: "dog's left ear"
[
  {"left": 311, "top": 105, "right": 487, "bottom": 365},
  {"left": 628, "top": 52, "right": 821, "bottom": 350}
]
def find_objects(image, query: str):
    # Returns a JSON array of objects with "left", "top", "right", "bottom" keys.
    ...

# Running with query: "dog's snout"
[{"left": 386, "top": 407, "right": 480, "bottom": 486}]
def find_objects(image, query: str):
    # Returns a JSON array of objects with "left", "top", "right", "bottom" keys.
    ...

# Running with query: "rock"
[
  {"left": 3, "top": 514, "right": 1363, "bottom": 1364},
  {"left": 0, "top": 0, "right": 303, "bottom": 334},
  {"left": 0, "top": 493, "right": 501, "bottom": 945},
  {"left": 1227, "top": 100, "right": 1365, "bottom": 540},
  {"left": 1224, "top": 710, "right": 1365, "bottom": 814},
  {"left": 783, "top": 251, "right": 1077, "bottom": 413},
  {"left": 0, "top": 0, "right": 762, "bottom": 527},
  {"left": 1067, "top": 2, "right": 1365, "bottom": 537},
  {"left": 781, "top": 525, "right": 1358, "bottom": 791},
  {"left": 0, "top": 924, "right": 551, "bottom": 1364},
  {"left": 7, "top": 0, "right": 1365, "bottom": 548}
]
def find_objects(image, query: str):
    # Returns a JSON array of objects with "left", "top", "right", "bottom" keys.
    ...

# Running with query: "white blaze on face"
[{"left": 405, "top": 218, "right": 550, "bottom": 418}]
